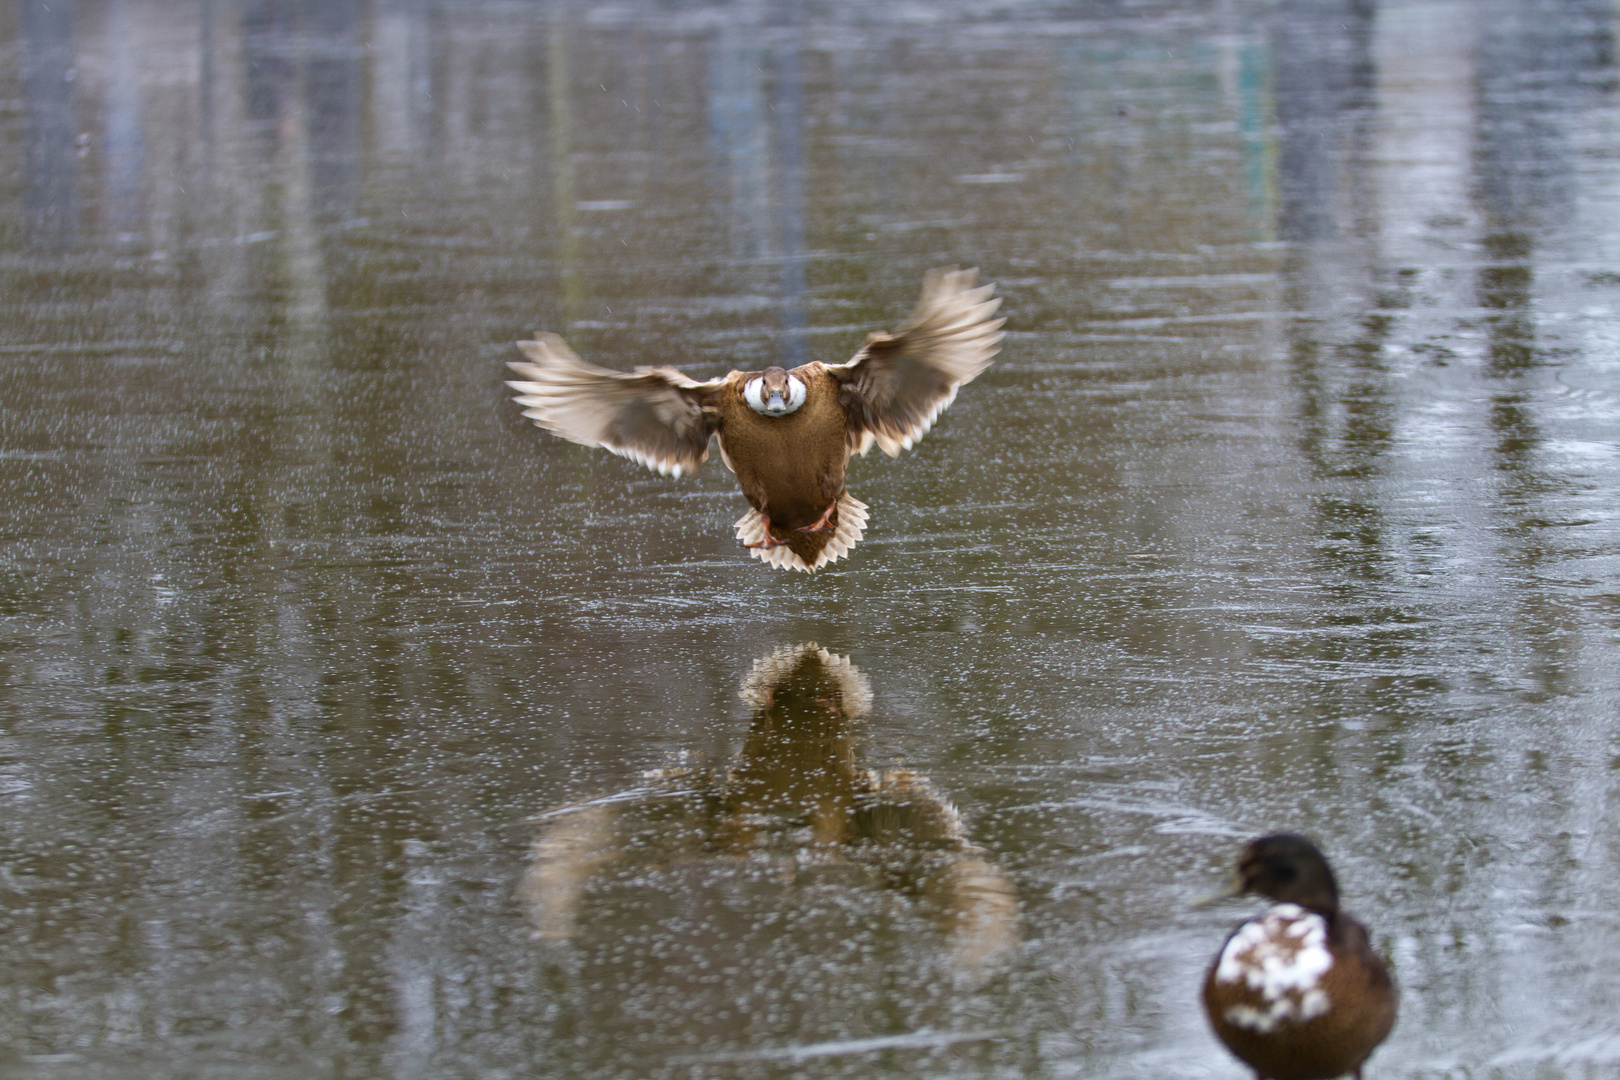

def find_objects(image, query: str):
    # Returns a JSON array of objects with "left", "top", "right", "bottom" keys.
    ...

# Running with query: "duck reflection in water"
[{"left": 522, "top": 644, "right": 1018, "bottom": 980}]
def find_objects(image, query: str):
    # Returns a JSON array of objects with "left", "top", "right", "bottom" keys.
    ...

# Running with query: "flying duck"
[
  {"left": 1200, "top": 834, "right": 1398, "bottom": 1080},
  {"left": 506, "top": 267, "right": 1004, "bottom": 571}
]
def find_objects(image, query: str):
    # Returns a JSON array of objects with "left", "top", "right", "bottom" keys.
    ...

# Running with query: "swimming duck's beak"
[
  {"left": 765, "top": 392, "right": 787, "bottom": 414},
  {"left": 1190, "top": 871, "right": 1245, "bottom": 910}
]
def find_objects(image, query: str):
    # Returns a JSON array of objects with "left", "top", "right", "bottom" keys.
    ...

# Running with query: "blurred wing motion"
[
  {"left": 827, "top": 266, "right": 1005, "bottom": 457},
  {"left": 507, "top": 333, "right": 725, "bottom": 477}
]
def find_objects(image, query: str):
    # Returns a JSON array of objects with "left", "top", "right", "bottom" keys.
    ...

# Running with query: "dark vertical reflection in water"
[
  {"left": 1473, "top": 0, "right": 1606, "bottom": 380},
  {"left": 770, "top": 11, "right": 808, "bottom": 365},
  {"left": 102, "top": 0, "right": 145, "bottom": 245},
  {"left": 1470, "top": 0, "right": 1617, "bottom": 708},
  {"left": 549, "top": 7, "right": 582, "bottom": 324},
  {"left": 243, "top": 0, "right": 293, "bottom": 144},
  {"left": 1472, "top": 0, "right": 1614, "bottom": 510},
  {"left": 21, "top": 0, "right": 78, "bottom": 249},
  {"left": 1275, "top": 0, "right": 1395, "bottom": 595},
  {"left": 707, "top": 19, "right": 766, "bottom": 263},
  {"left": 304, "top": 0, "right": 360, "bottom": 225},
  {"left": 1271, "top": 0, "right": 1374, "bottom": 245}
]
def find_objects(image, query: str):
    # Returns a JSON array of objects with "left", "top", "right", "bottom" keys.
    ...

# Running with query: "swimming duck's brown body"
[
  {"left": 506, "top": 268, "right": 1003, "bottom": 571},
  {"left": 1201, "top": 835, "right": 1397, "bottom": 1080}
]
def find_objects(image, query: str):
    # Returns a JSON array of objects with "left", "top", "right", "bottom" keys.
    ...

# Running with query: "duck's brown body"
[
  {"left": 507, "top": 267, "right": 1002, "bottom": 571},
  {"left": 1200, "top": 835, "right": 1397, "bottom": 1080},
  {"left": 714, "top": 365, "right": 850, "bottom": 565},
  {"left": 1203, "top": 908, "right": 1396, "bottom": 1080}
]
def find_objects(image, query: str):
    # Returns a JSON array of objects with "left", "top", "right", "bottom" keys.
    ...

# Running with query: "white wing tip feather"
[
  {"left": 876, "top": 385, "right": 959, "bottom": 457},
  {"left": 604, "top": 442, "right": 687, "bottom": 478},
  {"left": 733, "top": 494, "right": 870, "bottom": 572}
]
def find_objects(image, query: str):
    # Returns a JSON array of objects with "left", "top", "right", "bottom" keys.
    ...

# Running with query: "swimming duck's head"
[{"left": 1228, "top": 833, "right": 1341, "bottom": 915}]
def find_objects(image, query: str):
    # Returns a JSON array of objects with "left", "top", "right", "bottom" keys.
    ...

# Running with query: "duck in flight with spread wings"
[{"left": 506, "top": 267, "right": 1004, "bottom": 572}]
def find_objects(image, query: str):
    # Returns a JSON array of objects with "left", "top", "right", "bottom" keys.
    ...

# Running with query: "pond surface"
[{"left": 3, "top": 0, "right": 1620, "bottom": 1077}]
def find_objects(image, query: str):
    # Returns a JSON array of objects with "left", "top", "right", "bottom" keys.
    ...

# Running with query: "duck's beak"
[{"left": 1190, "top": 871, "right": 1245, "bottom": 910}]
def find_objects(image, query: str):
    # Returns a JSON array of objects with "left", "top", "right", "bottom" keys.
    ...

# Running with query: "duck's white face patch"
[
  {"left": 744, "top": 374, "right": 807, "bottom": 417},
  {"left": 1215, "top": 903, "right": 1333, "bottom": 1033}
]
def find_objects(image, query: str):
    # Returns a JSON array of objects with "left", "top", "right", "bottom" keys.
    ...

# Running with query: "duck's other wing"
[
  {"left": 825, "top": 267, "right": 1004, "bottom": 457},
  {"left": 507, "top": 333, "right": 727, "bottom": 477}
]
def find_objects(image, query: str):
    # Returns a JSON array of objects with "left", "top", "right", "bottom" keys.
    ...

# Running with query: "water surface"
[{"left": 3, "top": 1, "right": 1620, "bottom": 1077}]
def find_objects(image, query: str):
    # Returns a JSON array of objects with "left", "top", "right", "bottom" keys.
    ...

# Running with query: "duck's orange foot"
[
  {"left": 795, "top": 500, "right": 840, "bottom": 534},
  {"left": 743, "top": 514, "right": 793, "bottom": 549}
]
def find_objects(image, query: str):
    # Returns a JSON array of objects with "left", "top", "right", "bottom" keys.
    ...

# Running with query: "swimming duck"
[
  {"left": 1201, "top": 834, "right": 1397, "bottom": 1080},
  {"left": 506, "top": 267, "right": 1003, "bottom": 571}
]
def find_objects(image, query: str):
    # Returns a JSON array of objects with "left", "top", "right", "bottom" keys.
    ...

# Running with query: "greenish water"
[{"left": 3, "top": 1, "right": 1619, "bottom": 1077}]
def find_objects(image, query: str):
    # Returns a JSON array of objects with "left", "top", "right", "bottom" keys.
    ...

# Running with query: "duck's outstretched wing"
[
  {"left": 825, "top": 267, "right": 1004, "bottom": 457},
  {"left": 507, "top": 334, "right": 726, "bottom": 477}
]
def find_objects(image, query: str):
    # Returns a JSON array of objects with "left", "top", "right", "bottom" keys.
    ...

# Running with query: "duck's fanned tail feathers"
[{"left": 734, "top": 493, "right": 869, "bottom": 572}]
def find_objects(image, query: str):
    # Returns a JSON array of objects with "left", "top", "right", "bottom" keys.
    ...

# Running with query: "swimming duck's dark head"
[
  {"left": 744, "top": 367, "right": 808, "bottom": 417},
  {"left": 1232, "top": 833, "right": 1341, "bottom": 915}
]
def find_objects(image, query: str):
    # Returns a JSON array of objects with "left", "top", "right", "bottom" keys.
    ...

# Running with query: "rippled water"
[{"left": 3, "top": 1, "right": 1619, "bottom": 1077}]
